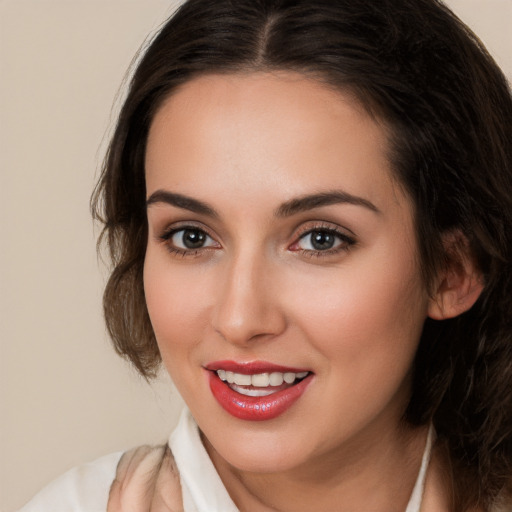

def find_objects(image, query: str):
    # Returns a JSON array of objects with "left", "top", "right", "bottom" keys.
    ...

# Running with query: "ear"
[{"left": 428, "top": 231, "right": 484, "bottom": 320}]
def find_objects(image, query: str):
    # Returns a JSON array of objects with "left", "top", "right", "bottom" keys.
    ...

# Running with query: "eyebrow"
[
  {"left": 146, "top": 190, "right": 218, "bottom": 217},
  {"left": 275, "top": 191, "right": 380, "bottom": 217},
  {"left": 146, "top": 189, "right": 379, "bottom": 217}
]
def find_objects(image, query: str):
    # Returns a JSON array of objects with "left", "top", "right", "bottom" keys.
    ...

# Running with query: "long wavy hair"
[{"left": 92, "top": 0, "right": 512, "bottom": 509}]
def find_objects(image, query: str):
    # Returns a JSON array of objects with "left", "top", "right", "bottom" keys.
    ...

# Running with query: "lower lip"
[{"left": 208, "top": 371, "right": 312, "bottom": 421}]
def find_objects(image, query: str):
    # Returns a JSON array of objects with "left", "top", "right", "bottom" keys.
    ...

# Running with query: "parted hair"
[{"left": 92, "top": 0, "right": 512, "bottom": 509}]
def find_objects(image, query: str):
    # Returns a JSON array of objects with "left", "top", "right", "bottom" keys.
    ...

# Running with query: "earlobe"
[{"left": 427, "top": 232, "right": 484, "bottom": 321}]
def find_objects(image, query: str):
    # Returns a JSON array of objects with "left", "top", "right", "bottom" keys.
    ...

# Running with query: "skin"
[{"left": 143, "top": 71, "right": 445, "bottom": 511}]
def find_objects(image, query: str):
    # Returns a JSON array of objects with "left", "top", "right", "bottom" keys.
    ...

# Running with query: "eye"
[
  {"left": 171, "top": 228, "right": 216, "bottom": 249},
  {"left": 298, "top": 230, "right": 341, "bottom": 251},
  {"left": 158, "top": 226, "right": 220, "bottom": 256},
  {"left": 289, "top": 226, "right": 355, "bottom": 256}
]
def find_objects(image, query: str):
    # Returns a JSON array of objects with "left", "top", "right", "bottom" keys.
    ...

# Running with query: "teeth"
[
  {"left": 216, "top": 370, "right": 309, "bottom": 387},
  {"left": 283, "top": 372, "right": 295, "bottom": 384},
  {"left": 251, "top": 373, "right": 270, "bottom": 387},
  {"left": 230, "top": 384, "right": 276, "bottom": 397},
  {"left": 233, "top": 373, "right": 252, "bottom": 386},
  {"left": 269, "top": 372, "right": 284, "bottom": 386}
]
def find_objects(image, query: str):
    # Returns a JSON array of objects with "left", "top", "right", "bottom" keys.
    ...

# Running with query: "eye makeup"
[{"left": 154, "top": 219, "right": 356, "bottom": 260}]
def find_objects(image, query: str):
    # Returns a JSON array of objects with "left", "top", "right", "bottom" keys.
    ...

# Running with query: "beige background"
[{"left": 1, "top": 1, "right": 510, "bottom": 511}]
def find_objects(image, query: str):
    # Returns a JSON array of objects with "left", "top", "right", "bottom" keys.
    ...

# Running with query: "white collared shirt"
[{"left": 19, "top": 408, "right": 432, "bottom": 512}]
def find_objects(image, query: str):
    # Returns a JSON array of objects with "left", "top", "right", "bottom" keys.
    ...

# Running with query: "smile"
[
  {"left": 216, "top": 369, "right": 309, "bottom": 396},
  {"left": 206, "top": 361, "right": 313, "bottom": 421}
]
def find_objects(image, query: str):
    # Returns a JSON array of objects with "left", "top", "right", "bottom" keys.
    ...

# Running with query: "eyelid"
[
  {"left": 156, "top": 220, "right": 216, "bottom": 240},
  {"left": 156, "top": 221, "right": 221, "bottom": 257},
  {"left": 293, "top": 220, "right": 355, "bottom": 240},
  {"left": 288, "top": 221, "right": 357, "bottom": 255}
]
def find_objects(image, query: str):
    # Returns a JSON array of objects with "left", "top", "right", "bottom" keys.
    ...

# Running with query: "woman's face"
[{"left": 144, "top": 72, "right": 431, "bottom": 473}]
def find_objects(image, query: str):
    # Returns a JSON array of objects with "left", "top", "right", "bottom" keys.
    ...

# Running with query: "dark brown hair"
[{"left": 92, "top": 0, "right": 512, "bottom": 509}]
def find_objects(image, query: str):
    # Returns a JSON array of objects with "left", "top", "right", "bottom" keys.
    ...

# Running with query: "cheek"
[
  {"left": 282, "top": 255, "right": 428, "bottom": 429},
  {"left": 143, "top": 251, "right": 214, "bottom": 361},
  {"left": 282, "top": 250, "right": 428, "bottom": 369}
]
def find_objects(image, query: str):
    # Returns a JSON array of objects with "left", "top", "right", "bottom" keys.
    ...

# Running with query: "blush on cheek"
[
  {"left": 144, "top": 262, "right": 214, "bottom": 356},
  {"left": 296, "top": 264, "right": 426, "bottom": 366}
]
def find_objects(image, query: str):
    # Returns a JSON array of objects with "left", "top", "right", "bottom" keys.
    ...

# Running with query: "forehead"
[{"left": 145, "top": 71, "right": 405, "bottom": 214}]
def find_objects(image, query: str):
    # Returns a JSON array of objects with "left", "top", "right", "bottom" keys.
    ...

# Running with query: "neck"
[{"left": 203, "top": 419, "right": 430, "bottom": 512}]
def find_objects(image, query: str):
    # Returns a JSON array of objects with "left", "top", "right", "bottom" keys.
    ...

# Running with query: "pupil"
[
  {"left": 183, "top": 229, "right": 206, "bottom": 249},
  {"left": 311, "top": 231, "right": 334, "bottom": 250}
]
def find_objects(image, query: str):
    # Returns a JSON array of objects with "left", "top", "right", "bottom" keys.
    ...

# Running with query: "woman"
[{"left": 21, "top": 0, "right": 512, "bottom": 510}]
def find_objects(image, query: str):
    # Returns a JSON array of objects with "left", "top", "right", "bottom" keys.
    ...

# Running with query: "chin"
[
  {"left": 220, "top": 444, "right": 305, "bottom": 474},
  {"left": 202, "top": 418, "right": 316, "bottom": 474}
]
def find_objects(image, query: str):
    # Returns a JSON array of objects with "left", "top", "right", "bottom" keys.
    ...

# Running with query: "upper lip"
[{"left": 204, "top": 360, "right": 311, "bottom": 374}]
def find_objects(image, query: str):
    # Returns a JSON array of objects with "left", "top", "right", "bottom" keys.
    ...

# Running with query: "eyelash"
[
  {"left": 290, "top": 224, "right": 356, "bottom": 258},
  {"left": 157, "top": 223, "right": 356, "bottom": 259},
  {"left": 158, "top": 224, "right": 219, "bottom": 258}
]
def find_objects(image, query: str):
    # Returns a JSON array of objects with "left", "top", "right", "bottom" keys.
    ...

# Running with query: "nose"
[{"left": 212, "top": 251, "right": 287, "bottom": 346}]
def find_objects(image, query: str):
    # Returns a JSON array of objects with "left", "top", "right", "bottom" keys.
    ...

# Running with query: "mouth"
[
  {"left": 205, "top": 361, "right": 313, "bottom": 421},
  {"left": 216, "top": 368, "right": 309, "bottom": 396}
]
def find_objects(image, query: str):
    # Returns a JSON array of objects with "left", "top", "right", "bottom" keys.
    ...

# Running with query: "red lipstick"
[
  {"left": 205, "top": 360, "right": 309, "bottom": 374},
  {"left": 206, "top": 360, "right": 313, "bottom": 421}
]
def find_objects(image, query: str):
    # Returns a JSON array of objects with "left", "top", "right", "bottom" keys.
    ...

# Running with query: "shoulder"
[{"left": 18, "top": 451, "right": 123, "bottom": 512}]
